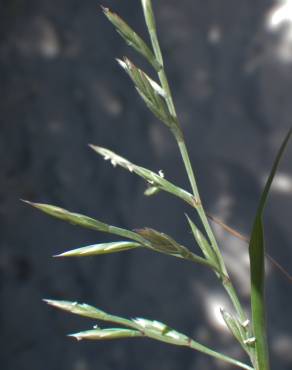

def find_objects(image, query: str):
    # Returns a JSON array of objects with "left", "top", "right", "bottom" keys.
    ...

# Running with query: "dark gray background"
[{"left": 1, "top": 0, "right": 292, "bottom": 369}]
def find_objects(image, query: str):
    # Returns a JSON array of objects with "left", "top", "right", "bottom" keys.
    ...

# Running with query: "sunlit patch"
[
  {"left": 208, "top": 25, "right": 222, "bottom": 44},
  {"left": 211, "top": 194, "right": 234, "bottom": 239},
  {"left": 210, "top": 194, "right": 252, "bottom": 296},
  {"left": 266, "top": 0, "right": 292, "bottom": 63},
  {"left": 222, "top": 243, "right": 251, "bottom": 296},
  {"left": 73, "top": 359, "right": 89, "bottom": 370},
  {"left": 38, "top": 20, "right": 60, "bottom": 59},
  {"left": 268, "top": 172, "right": 292, "bottom": 193},
  {"left": 204, "top": 294, "right": 230, "bottom": 331},
  {"left": 267, "top": 0, "right": 292, "bottom": 30}
]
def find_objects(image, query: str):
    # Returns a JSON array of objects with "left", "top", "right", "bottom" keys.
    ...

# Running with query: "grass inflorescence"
[{"left": 25, "top": 1, "right": 292, "bottom": 369}]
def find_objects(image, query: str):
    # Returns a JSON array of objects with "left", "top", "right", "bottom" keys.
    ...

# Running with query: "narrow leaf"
[
  {"left": 185, "top": 214, "right": 220, "bottom": 268},
  {"left": 23, "top": 200, "right": 148, "bottom": 245},
  {"left": 55, "top": 241, "right": 141, "bottom": 257},
  {"left": 69, "top": 328, "right": 142, "bottom": 341},
  {"left": 249, "top": 128, "right": 292, "bottom": 370},
  {"left": 44, "top": 299, "right": 109, "bottom": 320},
  {"left": 44, "top": 299, "right": 136, "bottom": 329},
  {"left": 102, "top": 6, "right": 161, "bottom": 71},
  {"left": 22, "top": 200, "right": 108, "bottom": 231}
]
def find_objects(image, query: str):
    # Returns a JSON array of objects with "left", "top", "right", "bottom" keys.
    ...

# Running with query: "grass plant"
[{"left": 25, "top": 1, "right": 292, "bottom": 369}]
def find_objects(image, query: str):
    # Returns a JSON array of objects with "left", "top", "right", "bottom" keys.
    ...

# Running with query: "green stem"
[
  {"left": 177, "top": 139, "right": 226, "bottom": 271},
  {"left": 141, "top": 0, "right": 251, "bottom": 353},
  {"left": 140, "top": 0, "right": 225, "bottom": 268},
  {"left": 223, "top": 276, "right": 248, "bottom": 323},
  {"left": 188, "top": 339, "right": 254, "bottom": 370}
]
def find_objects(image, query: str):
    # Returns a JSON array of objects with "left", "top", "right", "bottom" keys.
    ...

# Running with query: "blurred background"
[{"left": 1, "top": 0, "right": 292, "bottom": 369}]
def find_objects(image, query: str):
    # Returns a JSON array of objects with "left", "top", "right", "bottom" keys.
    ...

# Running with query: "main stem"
[{"left": 141, "top": 0, "right": 250, "bottom": 334}]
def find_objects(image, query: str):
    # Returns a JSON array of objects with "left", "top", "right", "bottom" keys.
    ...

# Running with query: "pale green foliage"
[
  {"left": 25, "top": 2, "right": 292, "bottom": 370},
  {"left": 248, "top": 129, "right": 292, "bottom": 369}
]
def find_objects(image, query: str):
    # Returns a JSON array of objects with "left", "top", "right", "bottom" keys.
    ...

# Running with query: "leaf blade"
[
  {"left": 185, "top": 214, "right": 220, "bottom": 269},
  {"left": 55, "top": 241, "right": 141, "bottom": 257},
  {"left": 69, "top": 328, "right": 143, "bottom": 341},
  {"left": 44, "top": 299, "right": 136, "bottom": 329},
  {"left": 249, "top": 128, "right": 292, "bottom": 370},
  {"left": 22, "top": 200, "right": 148, "bottom": 245}
]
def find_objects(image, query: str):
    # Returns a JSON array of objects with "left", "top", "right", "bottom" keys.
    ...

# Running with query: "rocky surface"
[{"left": 1, "top": 0, "right": 292, "bottom": 369}]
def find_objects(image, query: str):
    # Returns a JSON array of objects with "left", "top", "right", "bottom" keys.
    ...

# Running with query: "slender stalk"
[
  {"left": 141, "top": 0, "right": 249, "bottom": 327},
  {"left": 140, "top": 0, "right": 224, "bottom": 265},
  {"left": 188, "top": 340, "right": 254, "bottom": 370},
  {"left": 178, "top": 140, "right": 226, "bottom": 271},
  {"left": 223, "top": 276, "right": 249, "bottom": 323}
]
